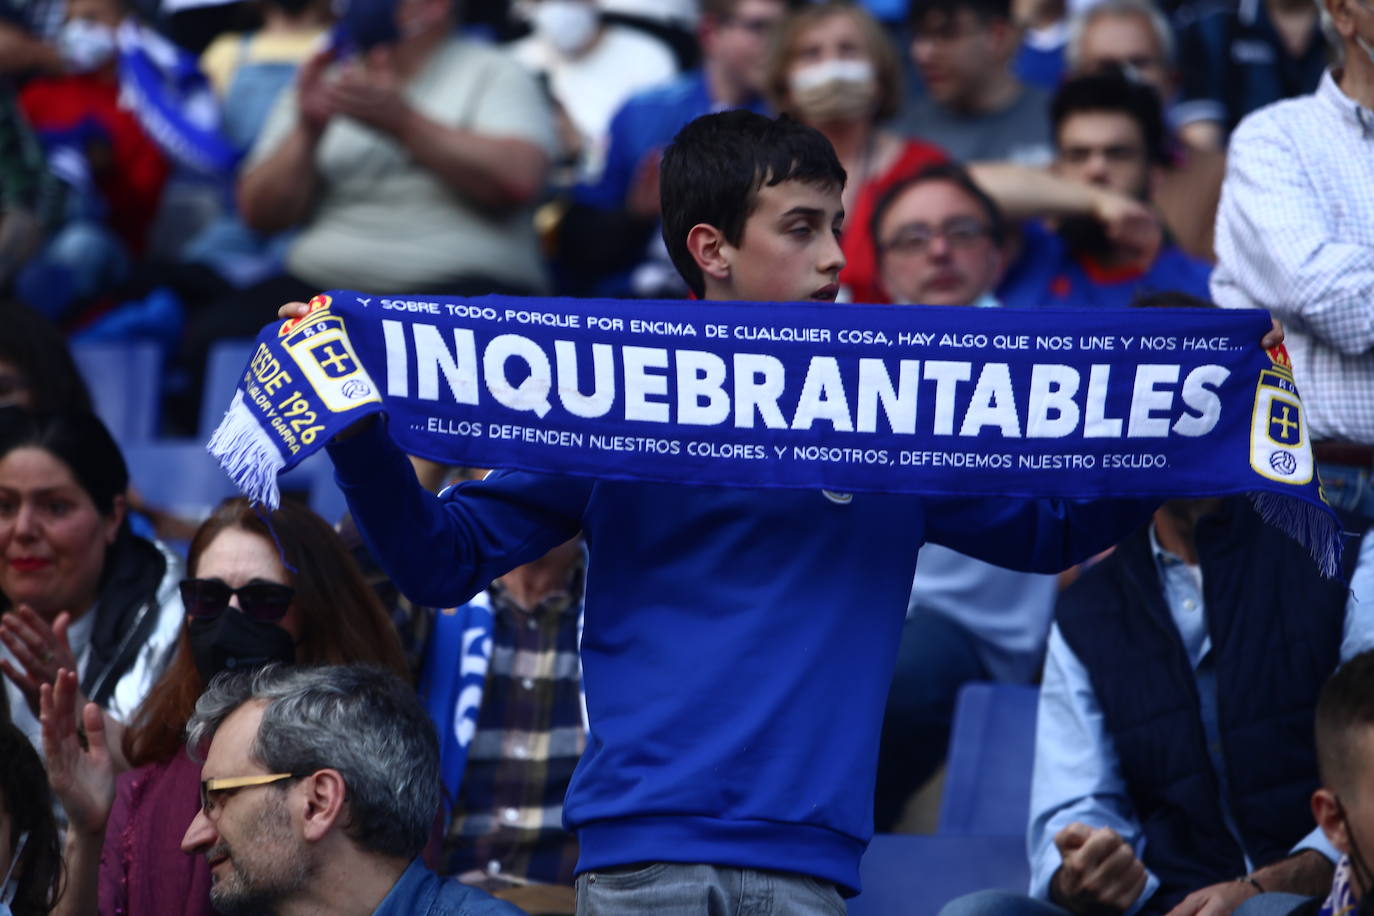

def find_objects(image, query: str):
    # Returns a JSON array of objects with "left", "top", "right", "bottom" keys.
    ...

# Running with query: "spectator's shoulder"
[
  {"left": 446, "top": 35, "right": 537, "bottom": 77},
  {"left": 1230, "top": 88, "right": 1326, "bottom": 145},
  {"left": 619, "top": 69, "right": 705, "bottom": 113}
]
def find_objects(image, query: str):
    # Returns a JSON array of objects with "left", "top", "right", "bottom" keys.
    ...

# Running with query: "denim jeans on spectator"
[
  {"left": 574, "top": 863, "right": 846, "bottom": 915},
  {"left": 1319, "top": 463, "right": 1374, "bottom": 523}
]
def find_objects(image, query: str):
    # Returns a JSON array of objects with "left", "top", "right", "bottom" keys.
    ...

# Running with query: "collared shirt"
[
  {"left": 1028, "top": 529, "right": 1374, "bottom": 912},
  {"left": 371, "top": 859, "right": 525, "bottom": 916},
  {"left": 443, "top": 562, "right": 586, "bottom": 886},
  {"left": 1212, "top": 70, "right": 1374, "bottom": 444}
]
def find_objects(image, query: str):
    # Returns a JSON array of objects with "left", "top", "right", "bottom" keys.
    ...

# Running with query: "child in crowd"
[{"left": 284, "top": 110, "right": 1192, "bottom": 912}]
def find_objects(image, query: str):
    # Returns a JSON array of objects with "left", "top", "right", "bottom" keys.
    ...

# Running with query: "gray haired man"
[{"left": 179, "top": 665, "right": 523, "bottom": 916}]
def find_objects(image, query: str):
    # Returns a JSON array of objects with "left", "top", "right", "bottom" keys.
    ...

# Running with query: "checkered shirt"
[
  {"left": 442, "top": 566, "right": 585, "bottom": 886},
  {"left": 1211, "top": 70, "right": 1374, "bottom": 444}
]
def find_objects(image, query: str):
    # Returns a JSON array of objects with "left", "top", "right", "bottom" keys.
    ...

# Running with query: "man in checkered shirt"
[{"left": 1211, "top": 0, "right": 1374, "bottom": 521}]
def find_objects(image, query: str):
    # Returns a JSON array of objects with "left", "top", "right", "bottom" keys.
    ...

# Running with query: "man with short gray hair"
[{"left": 179, "top": 665, "right": 523, "bottom": 916}]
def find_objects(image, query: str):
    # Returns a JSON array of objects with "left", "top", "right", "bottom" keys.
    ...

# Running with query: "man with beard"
[
  {"left": 995, "top": 72, "right": 1213, "bottom": 312},
  {"left": 179, "top": 665, "right": 521, "bottom": 916}
]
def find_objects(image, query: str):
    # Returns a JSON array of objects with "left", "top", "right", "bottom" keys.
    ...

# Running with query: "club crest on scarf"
[{"left": 1249, "top": 345, "right": 1314, "bottom": 487}]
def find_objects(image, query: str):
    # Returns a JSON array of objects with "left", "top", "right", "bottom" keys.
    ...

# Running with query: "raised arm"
[{"left": 327, "top": 418, "right": 587, "bottom": 608}]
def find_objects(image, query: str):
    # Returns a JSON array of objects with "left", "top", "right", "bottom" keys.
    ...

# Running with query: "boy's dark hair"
[
  {"left": 1051, "top": 71, "right": 1170, "bottom": 167},
  {"left": 1131, "top": 290, "right": 1214, "bottom": 309},
  {"left": 1315, "top": 650, "right": 1374, "bottom": 798},
  {"left": 869, "top": 162, "right": 1007, "bottom": 254},
  {"left": 660, "top": 110, "right": 846, "bottom": 298},
  {"left": 908, "top": 0, "right": 1011, "bottom": 27}
]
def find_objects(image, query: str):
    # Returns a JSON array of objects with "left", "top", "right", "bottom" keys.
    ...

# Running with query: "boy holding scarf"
[{"left": 278, "top": 110, "right": 1276, "bottom": 914}]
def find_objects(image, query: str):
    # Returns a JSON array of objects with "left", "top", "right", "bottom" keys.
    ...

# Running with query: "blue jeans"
[
  {"left": 1234, "top": 893, "right": 1315, "bottom": 916},
  {"left": 875, "top": 612, "right": 989, "bottom": 830},
  {"left": 574, "top": 863, "right": 846, "bottom": 915},
  {"left": 1319, "top": 463, "right": 1374, "bottom": 523}
]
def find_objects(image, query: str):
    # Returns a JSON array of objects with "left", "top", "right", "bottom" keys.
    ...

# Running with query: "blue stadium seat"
[
  {"left": 939, "top": 683, "right": 1041, "bottom": 836},
  {"left": 849, "top": 834, "right": 1030, "bottom": 916},
  {"left": 124, "top": 440, "right": 241, "bottom": 533},
  {"left": 71, "top": 341, "right": 163, "bottom": 444},
  {"left": 199, "top": 339, "right": 256, "bottom": 440}
]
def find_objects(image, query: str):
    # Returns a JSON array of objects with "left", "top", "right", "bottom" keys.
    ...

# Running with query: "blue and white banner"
[{"left": 209, "top": 291, "right": 1343, "bottom": 574}]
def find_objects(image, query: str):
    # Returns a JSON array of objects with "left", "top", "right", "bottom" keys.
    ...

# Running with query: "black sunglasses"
[{"left": 180, "top": 579, "right": 295, "bottom": 622}]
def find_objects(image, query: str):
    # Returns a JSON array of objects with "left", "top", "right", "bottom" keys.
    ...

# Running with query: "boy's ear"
[
  {"left": 686, "top": 223, "right": 733, "bottom": 284},
  {"left": 1313, "top": 787, "right": 1350, "bottom": 855}
]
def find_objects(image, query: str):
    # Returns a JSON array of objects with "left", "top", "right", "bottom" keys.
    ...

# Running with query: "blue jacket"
[
  {"left": 1056, "top": 499, "right": 1347, "bottom": 913},
  {"left": 372, "top": 859, "right": 524, "bottom": 916},
  {"left": 331, "top": 421, "right": 1155, "bottom": 895}
]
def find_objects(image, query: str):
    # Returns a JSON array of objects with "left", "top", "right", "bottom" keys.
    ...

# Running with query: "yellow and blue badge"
[{"left": 1249, "top": 344, "right": 1313, "bottom": 486}]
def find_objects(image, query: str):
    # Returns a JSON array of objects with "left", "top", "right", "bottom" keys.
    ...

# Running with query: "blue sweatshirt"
[{"left": 330, "top": 421, "right": 1154, "bottom": 895}]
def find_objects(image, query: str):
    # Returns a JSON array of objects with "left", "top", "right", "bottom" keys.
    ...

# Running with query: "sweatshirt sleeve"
[
  {"left": 327, "top": 419, "right": 590, "bottom": 608},
  {"left": 921, "top": 495, "right": 1158, "bottom": 574}
]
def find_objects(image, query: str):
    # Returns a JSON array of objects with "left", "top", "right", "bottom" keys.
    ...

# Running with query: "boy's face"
[{"left": 718, "top": 179, "right": 846, "bottom": 302}]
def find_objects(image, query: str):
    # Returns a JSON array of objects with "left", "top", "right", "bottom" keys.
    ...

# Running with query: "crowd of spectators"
[{"left": 2, "top": 0, "right": 1373, "bottom": 913}]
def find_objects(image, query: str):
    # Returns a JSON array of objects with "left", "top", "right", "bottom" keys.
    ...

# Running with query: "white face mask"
[
  {"left": 531, "top": 0, "right": 599, "bottom": 57},
  {"left": 57, "top": 18, "right": 117, "bottom": 73},
  {"left": 0, "top": 831, "right": 30, "bottom": 916},
  {"left": 788, "top": 58, "right": 878, "bottom": 123}
]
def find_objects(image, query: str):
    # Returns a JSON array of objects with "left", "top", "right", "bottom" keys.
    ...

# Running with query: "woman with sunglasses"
[
  {"left": 0, "top": 408, "right": 185, "bottom": 756},
  {"left": 42, "top": 496, "right": 408, "bottom": 916}
]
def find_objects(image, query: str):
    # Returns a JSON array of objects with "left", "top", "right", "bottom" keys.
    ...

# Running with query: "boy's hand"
[
  {"left": 1260, "top": 319, "right": 1283, "bottom": 351},
  {"left": 279, "top": 301, "right": 312, "bottom": 321},
  {"left": 1051, "top": 823, "right": 1148, "bottom": 915}
]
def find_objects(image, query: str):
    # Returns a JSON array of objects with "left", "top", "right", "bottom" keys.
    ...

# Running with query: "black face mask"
[{"left": 188, "top": 611, "right": 295, "bottom": 682}]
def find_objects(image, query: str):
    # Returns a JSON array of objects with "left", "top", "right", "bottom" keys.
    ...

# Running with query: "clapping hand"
[
  {"left": 1, "top": 605, "right": 79, "bottom": 717},
  {"left": 329, "top": 46, "right": 410, "bottom": 136},
  {"left": 41, "top": 669, "right": 114, "bottom": 837}
]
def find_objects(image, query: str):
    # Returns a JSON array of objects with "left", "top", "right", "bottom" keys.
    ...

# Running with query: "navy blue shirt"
[
  {"left": 1174, "top": 0, "right": 1327, "bottom": 136},
  {"left": 372, "top": 859, "right": 524, "bottom": 916}
]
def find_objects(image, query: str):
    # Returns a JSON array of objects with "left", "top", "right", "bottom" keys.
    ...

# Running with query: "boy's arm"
[
  {"left": 327, "top": 419, "right": 588, "bottom": 608},
  {"left": 1031, "top": 625, "right": 1158, "bottom": 915},
  {"left": 922, "top": 495, "right": 1158, "bottom": 574}
]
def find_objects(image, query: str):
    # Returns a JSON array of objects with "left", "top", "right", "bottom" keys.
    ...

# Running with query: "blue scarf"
[
  {"left": 209, "top": 291, "right": 1344, "bottom": 575},
  {"left": 116, "top": 21, "right": 241, "bottom": 176}
]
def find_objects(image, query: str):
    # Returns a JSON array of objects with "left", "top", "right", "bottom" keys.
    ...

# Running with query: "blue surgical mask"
[{"left": 0, "top": 831, "right": 30, "bottom": 916}]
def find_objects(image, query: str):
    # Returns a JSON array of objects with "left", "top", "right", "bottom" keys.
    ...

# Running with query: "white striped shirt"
[{"left": 1211, "top": 70, "right": 1374, "bottom": 444}]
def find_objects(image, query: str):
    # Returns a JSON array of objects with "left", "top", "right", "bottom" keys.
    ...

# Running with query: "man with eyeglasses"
[
  {"left": 553, "top": 0, "right": 796, "bottom": 297},
  {"left": 868, "top": 162, "right": 1062, "bottom": 830},
  {"left": 995, "top": 71, "right": 1213, "bottom": 313},
  {"left": 180, "top": 664, "right": 522, "bottom": 916}
]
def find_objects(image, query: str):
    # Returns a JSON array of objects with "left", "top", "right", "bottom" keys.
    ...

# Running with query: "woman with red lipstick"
[{"left": 0, "top": 409, "right": 184, "bottom": 757}]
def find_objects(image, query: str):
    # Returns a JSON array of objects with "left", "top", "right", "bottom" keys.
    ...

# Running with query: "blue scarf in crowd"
[
  {"left": 209, "top": 291, "right": 1345, "bottom": 575},
  {"left": 116, "top": 21, "right": 240, "bottom": 176}
]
